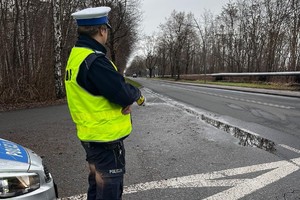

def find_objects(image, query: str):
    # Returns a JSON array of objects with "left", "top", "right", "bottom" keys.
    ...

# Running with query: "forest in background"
[
  {"left": 0, "top": 0, "right": 141, "bottom": 104},
  {"left": 128, "top": 0, "right": 300, "bottom": 80},
  {"left": 1, "top": 0, "right": 300, "bottom": 105}
]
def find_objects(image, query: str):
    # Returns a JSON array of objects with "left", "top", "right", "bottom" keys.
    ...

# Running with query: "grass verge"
[{"left": 125, "top": 78, "right": 142, "bottom": 88}]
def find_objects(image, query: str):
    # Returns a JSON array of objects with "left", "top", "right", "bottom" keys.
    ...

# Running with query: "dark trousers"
[{"left": 81, "top": 141, "right": 125, "bottom": 200}]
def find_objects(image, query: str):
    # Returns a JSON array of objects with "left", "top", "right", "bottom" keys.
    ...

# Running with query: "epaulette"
[{"left": 84, "top": 51, "right": 105, "bottom": 70}]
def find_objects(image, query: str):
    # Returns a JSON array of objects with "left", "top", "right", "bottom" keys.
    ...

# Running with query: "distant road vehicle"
[
  {"left": 0, "top": 138, "right": 57, "bottom": 199},
  {"left": 132, "top": 73, "right": 137, "bottom": 78}
]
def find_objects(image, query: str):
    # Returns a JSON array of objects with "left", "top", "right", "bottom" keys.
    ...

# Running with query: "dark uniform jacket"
[{"left": 75, "top": 34, "right": 141, "bottom": 108}]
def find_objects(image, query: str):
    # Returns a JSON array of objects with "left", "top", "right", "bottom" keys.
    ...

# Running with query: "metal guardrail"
[{"left": 211, "top": 71, "right": 300, "bottom": 77}]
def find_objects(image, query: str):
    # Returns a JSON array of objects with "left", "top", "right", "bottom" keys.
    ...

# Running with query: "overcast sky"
[
  {"left": 140, "top": 0, "right": 229, "bottom": 35},
  {"left": 125, "top": 0, "right": 230, "bottom": 70}
]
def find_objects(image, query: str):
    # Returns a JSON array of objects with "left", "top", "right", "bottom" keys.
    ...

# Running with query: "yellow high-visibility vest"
[{"left": 65, "top": 47, "right": 132, "bottom": 142}]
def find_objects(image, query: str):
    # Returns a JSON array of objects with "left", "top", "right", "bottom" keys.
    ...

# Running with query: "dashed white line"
[
  {"left": 200, "top": 91, "right": 294, "bottom": 109},
  {"left": 161, "top": 84, "right": 295, "bottom": 109},
  {"left": 279, "top": 144, "right": 300, "bottom": 154}
]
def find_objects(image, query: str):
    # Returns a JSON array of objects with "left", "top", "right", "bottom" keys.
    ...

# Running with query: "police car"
[{"left": 0, "top": 138, "right": 57, "bottom": 199}]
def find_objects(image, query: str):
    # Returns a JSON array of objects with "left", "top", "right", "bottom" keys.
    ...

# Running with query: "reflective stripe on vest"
[{"left": 65, "top": 47, "right": 132, "bottom": 142}]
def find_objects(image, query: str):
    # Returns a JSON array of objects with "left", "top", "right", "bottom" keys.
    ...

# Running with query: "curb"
[{"left": 143, "top": 88, "right": 277, "bottom": 153}]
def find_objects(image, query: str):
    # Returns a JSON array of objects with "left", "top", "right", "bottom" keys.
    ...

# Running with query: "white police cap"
[{"left": 71, "top": 6, "right": 111, "bottom": 27}]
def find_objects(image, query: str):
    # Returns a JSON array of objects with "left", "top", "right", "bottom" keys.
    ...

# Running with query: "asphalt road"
[
  {"left": 1, "top": 80, "right": 300, "bottom": 199},
  {"left": 134, "top": 78, "right": 300, "bottom": 157}
]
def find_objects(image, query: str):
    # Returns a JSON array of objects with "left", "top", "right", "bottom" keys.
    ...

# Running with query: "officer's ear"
[{"left": 99, "top": 25, "right": 108, "bottom": 36}]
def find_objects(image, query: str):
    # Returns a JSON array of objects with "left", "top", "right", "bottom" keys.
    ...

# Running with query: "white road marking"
[
  {"left": 123, "top": 158, "right": 300, "bottom": 198},
  {"left": 204, "top": 158, "right": 300, "bottom": 200},
  {"left": 59, "top": 88, "right": 300, "bottom": 199},
  {"left": 59, "top": 156, "right": 300, "bottom": 200},
  {"left": 279, "top": 144, "right": 300, "bottom": 154},
  {"left": 198, "top": 91, "right": 294, "bottom": 109},
  {"left": 161, "top": 84, "right": 295, "bottom": 109}
]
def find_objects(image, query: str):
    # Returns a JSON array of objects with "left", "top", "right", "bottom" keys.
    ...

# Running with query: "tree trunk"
[{"left": 52, "top": 0, "right": 65, "bottom": 99}]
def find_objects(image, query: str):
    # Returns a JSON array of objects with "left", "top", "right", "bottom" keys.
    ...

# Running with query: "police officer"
[{"left": 65, "top": 6, "right": 145, "bottom": 200}]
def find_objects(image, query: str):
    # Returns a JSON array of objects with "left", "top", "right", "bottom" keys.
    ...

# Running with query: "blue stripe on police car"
[{"left": 0, "top": 138, "right": 29, "bottom": 163}]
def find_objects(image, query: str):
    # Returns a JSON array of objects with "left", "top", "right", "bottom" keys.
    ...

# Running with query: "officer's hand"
[
  {"left": 122, "top": 105, "right": 132, "bottom": 115},
  {"left": 136, "top": 95, "right": 146, "bottom": 106}
]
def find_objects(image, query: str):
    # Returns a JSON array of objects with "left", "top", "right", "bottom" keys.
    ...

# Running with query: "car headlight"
[{"left": 0, "top": 173, "right": 40, "bottom": 198}]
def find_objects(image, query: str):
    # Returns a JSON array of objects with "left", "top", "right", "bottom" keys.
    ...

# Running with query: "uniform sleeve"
[{"left": 76, "top": 56, "right": 141, "bottom": 107}]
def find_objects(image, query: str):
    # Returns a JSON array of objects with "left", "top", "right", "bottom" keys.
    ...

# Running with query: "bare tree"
[
  {"left": 159, "top": 11, "right": 195, "bottom": 79},
  {"left": 52, "top": 0, "right": 65, "bottom": 99},
  {"left": 156, "top": 39, "right": 168, "bottom": 77},
  {"left": 0, "top": 0, "right": 143, "bottom": 104},
  {"left": 2, "top": 0, "right": 300, "bottom": 104},
  {"left": 135, "top": 0, "right": 300, "bottom": 79},
  {"left": 106, "top": 0, "right": 142, "bottom": 73},
  {"left": 141, "top": 35, "right": 158, "bottom": 78},
  {"left": 194, "top": 11, "right": 214, "bottom": 82},
  {"left": 287, "top": 0, "right": 300, "bottom": 71}
]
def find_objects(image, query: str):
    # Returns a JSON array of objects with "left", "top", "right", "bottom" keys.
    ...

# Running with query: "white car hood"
[{"left": 0, "top": 138, "right": 30, "bottom": 172}]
